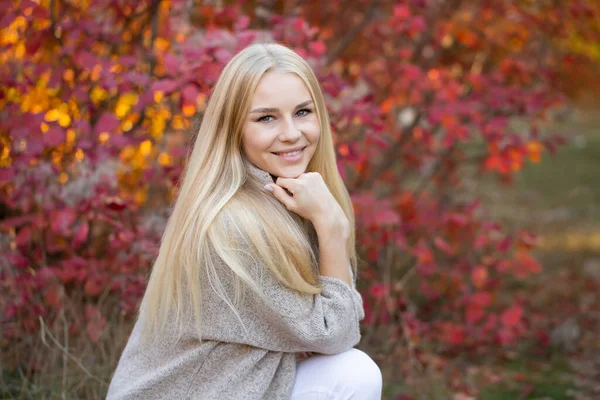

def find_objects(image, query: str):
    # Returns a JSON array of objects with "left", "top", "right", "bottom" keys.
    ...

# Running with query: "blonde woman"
[{"left": 107, "top": 42, "right": 382, "bottom": 400}]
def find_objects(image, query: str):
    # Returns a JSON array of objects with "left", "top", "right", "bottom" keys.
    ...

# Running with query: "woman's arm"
[
  {"left": 313, "top": 211, "right": 353, "bottom": 287},
  {"left": 198, "top": 212, "right": 363, "bottom": 355},
  {"left": 265, "top": 172, "right": 354, "bottom": 287}
]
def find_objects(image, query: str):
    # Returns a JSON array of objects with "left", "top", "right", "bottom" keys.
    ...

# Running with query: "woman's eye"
[
  {"left": 256, "top": 109, "right": 311, "bottom": 122},
  {"left": 257, "top": 115, "right": 274, "bottom": 123},
  {"left": 296, "top": 108, "right": 312, "bottom": 117}
]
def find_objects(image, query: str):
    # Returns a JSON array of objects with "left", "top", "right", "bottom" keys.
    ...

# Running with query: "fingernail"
[{"left": 264, "top": 184, "right": 273, "bottom": 192}]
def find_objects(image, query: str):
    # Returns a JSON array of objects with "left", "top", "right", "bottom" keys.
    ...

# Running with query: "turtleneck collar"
[{"left": 243, "top": 157, "right": 276, "bottom": 185}]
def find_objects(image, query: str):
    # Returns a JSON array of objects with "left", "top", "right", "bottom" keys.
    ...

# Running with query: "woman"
[{"left": 107, "top": 42, "right": 382, "bottom": 399}]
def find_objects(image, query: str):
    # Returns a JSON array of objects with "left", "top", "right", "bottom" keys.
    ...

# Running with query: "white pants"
[{"left": 290, "top": 348, "right": 382, "bottom": 399}]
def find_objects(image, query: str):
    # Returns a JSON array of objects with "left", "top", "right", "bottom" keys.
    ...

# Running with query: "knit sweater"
[{"left": 106, "top": 161, "right": 365, "bottom": 400}]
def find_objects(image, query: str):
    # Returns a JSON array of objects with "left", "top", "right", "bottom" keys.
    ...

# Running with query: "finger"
[
  {"left": 274, "top": 177, "right": 301, "bottom": 193},
  {"left": 265, "top": 184, "right": 295, "bottom": 210}
]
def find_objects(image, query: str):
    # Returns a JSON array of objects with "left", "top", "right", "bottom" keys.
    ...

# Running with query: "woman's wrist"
[{"left": 312, "top": 209, "right": 350, "bottom": 240}]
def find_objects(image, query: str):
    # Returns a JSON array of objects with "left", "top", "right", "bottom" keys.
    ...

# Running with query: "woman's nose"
[{"left": 279, "top": 117, "right": 301, "bottom": 141}]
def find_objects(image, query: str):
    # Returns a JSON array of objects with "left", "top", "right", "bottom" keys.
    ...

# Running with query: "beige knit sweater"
[{"left": 106, "top": 161, "right": 364, "bottom": 400}]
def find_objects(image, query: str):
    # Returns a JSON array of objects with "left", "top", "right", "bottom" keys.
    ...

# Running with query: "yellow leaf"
[
  {"left": 90, "top": 86, "right": 107, "bottom": 104},
  {"left": 171, "top": 115, "right": 188, "bottom": 130},
  {"left": 120, "top": 92, "right": 139, "bottom": 106},
  {"left": 91, "top": 64, "right": 102, "bottom": 81},
  {"left": 75, "top": 148, "right": 84, "bottom": 162},
  {"left": 1, "top": 143, "right": 10, "bottom": 165},
  {"left": 158, "top": 152, "right": 171, "bottom": 166},
  {"left": 182, "top": 104, "right": 195, "bottom": 117},
  {"left": 134, "top": 188, "right": 147, "bottom": 206},
  {"left": 154, "top": 37, "right": 170, "bottom": 52},
  {"left": 66, "top": 129, "right": 76, "bottom": 144},
  {"left": 196, "top": 92, "right": 207, "bottom": 111},
  {"left": 115, "top": 103, "right": 130, "bottom": 119},
  {"left": 151, "top": 116, "right": 166, "bottom": 138},
  {"left": 120, "top": 146, "right": 135, "bottom": 162},
  {"left": 122, "top": 120, "right": 133, "bottom": 132},
  {"left": 63, "top": 69, "right": 74, "bottom": 82},
  {"left": 115, "top": 92, "right": 139, "bottom": 118},
  {"left": 45, "top": 109, "right": 60, "bottom": 122},
  {"left": 526, "top": 140, "right": 542, "bottom": 163},
  {"left": 139, "top": 140, "right": 152, "bottom": 156},
  {"left": 58, "top": 113, "right": 71, "bottom": 127}
]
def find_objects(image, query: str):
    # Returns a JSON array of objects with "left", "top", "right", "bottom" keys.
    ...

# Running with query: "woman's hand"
[{"left": 264, "top": 173, "right": 349, "bottom": 234}]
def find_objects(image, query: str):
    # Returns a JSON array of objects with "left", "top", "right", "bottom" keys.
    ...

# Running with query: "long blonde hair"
[{"left": 139, "top": 42, "right": 357, "bottom": 341}]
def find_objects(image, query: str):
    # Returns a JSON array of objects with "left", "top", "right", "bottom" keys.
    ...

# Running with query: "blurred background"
[{"left": 1, "top": 0, "right": 599, "bottom": 399}]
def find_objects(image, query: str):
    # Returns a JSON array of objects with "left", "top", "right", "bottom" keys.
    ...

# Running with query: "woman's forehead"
[{"left": 251, "top": 72, "right": 312, "bottom": 106}]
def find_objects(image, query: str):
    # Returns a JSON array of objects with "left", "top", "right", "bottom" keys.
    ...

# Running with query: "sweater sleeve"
[{"left": 198, "top": 244, "right": 364, "bottom": 355}]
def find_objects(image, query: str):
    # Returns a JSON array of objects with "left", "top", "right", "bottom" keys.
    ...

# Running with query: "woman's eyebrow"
[{"left": 249, "top": 100, "right": 313, "bottom": 114}]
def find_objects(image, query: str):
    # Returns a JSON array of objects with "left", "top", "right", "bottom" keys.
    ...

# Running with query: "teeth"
[{"left": 278, "top": 149, "right": 302, "bottom": 156}]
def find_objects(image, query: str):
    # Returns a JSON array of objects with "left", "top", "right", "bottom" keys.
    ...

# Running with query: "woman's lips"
[{"left": 272, "top": 146, "right": 306, "bottom": 162}]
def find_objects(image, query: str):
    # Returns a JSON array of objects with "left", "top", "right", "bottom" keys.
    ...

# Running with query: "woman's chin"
[{"left": 272, "top": 165, "right": 307, "bottom": 179}]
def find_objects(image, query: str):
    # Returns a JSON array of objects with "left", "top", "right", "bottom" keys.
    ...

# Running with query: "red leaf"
[
  {"left": 369, "top": 283, "right": 390, "bottom": 300},
  {"left": 393, "top": 5, "right": 411, "bottom": 19},
  {"left": 109, "top": 133, "right": 131, "bottom": 147},
  {"left": 433, "top": 236, "right": 453, "bottom": 255},
  {"left": 44, "top": 128, "right": 65, "bottom": 147},
  {"left": 75, "top": 50, "right": 99, "bottom": 69},
  {"left": 163, "top": 53, "right": 180, "bottom": 75},
  {"left": 104, "top": 196, "right": 127, "bottom": 211},
  {"left": 86, "top": 315, "right": 107, "bottom": 343},
  {"left": 44, "top": 284, "right": 65, "bottom": 307},
  {"left": 466, "top": 304, "right": 485, "bottom": 324},
  {"left": 472, "top": 291, "right": 492, "bottom": 308},
  {"left": 181, "top": 84, "right": 199, "bottom": 104},
  {"left": 94, "top": 112, "right": 120, "bottom": 134},
  {"left": 25, "top": 34, "right": 43, "bottom": 55},
  {"left": 497, "top": 236, "right": 513, "bottom": 252},
  {"left": 309, "top": 40, "right": 326, "bottom": 55},
  {"left": 374, "top": 209, "right": 400, "bottom": 226},
  {"left": 515, "top": 252, "right": 541, "bottom": 277},
  {"left": 152, "top": 79, "right": 179, "bottom": 94},
  {"left": 73, "top": 221, "right": 89, "bottom": 247},
  {"left": 0, "top": 214, "right": 41, "bottom": 229},
  {"left": 443, "top": 324, "right": 465, "bottom": 346},
  {"left": 84, "top": 278, "right": 104, "bottom": 296},
  {"left": 16, "top": 226, "right": 33, "bottom": 247},
  {"left": 84, "top": 305, "right": 101, "bottom": 320},
  {"left": 501, "top": 305, "right": 523, "bottom": 327},
  {"left": 0, "top": 12, "right": 15, "bottom": 29},
  {"left": 50, "top": 209, "right": 77, "bottom": 235},
  {"left": 415, "top": 239, "right": 434, "bottom": 264},
  {"left": 0, "top": 167, "right": 14, "bottom": 182},
  {"left": 448, "top": 213, "right": 468, "bottom": 227},
  {"left": 368, "top": 247, "right": 378, "bottom": 262}
]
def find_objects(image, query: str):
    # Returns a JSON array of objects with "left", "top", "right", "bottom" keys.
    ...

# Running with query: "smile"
[{"left": 272, "top": 146, "right": 306, "bottom": 161}]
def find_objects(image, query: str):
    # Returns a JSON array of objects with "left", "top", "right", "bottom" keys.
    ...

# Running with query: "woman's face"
[{"left": 241, "top": 71, "right": 321, "bottom": 179}]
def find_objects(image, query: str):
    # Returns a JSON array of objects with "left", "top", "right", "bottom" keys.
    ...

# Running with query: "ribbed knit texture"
[{"left": 106, "top": 161, "right": 364, "bottom": 400}]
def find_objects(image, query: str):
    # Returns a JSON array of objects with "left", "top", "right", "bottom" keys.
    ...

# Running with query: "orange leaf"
[
  {"left": 471, "top": 266, "right": 488, "bottom": 289},
  {"left": 526, "top": 140, "right": 543, "bottom": 163},
  {"left": 381, "top": 97, "right": 395, "bottom": 113}
]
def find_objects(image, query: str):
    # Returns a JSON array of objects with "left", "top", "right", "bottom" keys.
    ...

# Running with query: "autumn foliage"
[{"left": 1, "top": 0, "right": 599, "bottom": 396}]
